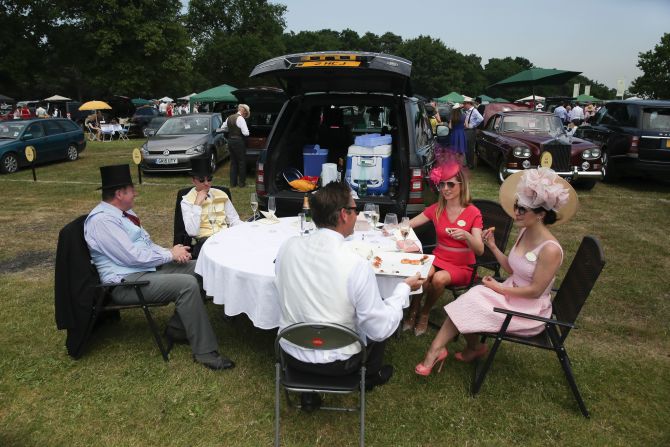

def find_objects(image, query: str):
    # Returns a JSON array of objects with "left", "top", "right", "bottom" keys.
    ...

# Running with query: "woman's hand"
[
  {"left": 481, "top": 227, "right": 496, "bottom": 248},
  {"left": 482, "top": 276, "right": 503, "bottom": 294},
  {"left": 448, "top": 228, "right": 469, "bottom": 241}
]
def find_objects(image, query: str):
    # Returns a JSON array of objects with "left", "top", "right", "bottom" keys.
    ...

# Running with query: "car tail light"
[
  {"left": 256, "top": 161, "right": 266, "bottom": 196},
  {"left": 408, "top": 167, "right": 423, "bottom": 204},
  {"left": 627, "top": 136, "right": 639, "bottom": 157}
]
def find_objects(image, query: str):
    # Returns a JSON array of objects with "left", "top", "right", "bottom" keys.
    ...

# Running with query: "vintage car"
[
  {"left": 475, "top": 110, "right": 604, "bottom": 189},
  {"left": 575, "top": 100, "right": 670, "bottom": 182}
]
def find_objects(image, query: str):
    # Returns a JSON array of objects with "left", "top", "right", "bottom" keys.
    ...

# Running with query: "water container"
[{"left": 303, "top": 144, "right": 328, "bottom": 176}]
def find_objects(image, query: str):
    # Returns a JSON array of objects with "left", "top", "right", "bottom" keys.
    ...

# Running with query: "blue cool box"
[
  {"left": 345, "top": 144, "right": 392, "bottom": 194},
  {"left": 354, "top": 133, "right": 392, "bottom": 147},
  {"left": 303, "top": 144, "right": 328, "bottom": 176}
]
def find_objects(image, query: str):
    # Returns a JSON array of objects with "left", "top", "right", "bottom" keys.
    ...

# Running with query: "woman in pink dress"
[
  {"left": 415, "top": 168, "right": 578, "bottom": 376},
  {"left": 403, "top": 161, "right": 484, "bottom": 336}
]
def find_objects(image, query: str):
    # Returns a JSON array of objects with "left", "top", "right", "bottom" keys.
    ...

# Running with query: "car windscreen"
[
  {"left": 0, "top": 122, "right": 26, "bottom": 139},
  {"left": 157, "top": 116, "right": 211, "bottom": 135},
  {"left": 642, "top": 108, "right": 670, "bottom": 131},
  {"left": 501, "top": 114, "right": 565, "bottom": 135}
]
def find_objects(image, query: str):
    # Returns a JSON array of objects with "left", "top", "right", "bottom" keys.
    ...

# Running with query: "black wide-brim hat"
[
  {"left": 98, "top": 164, "right": 133, "bottom": 190},
  {"left": 190, "top": 157, "right": 212, "bottom": 177}
]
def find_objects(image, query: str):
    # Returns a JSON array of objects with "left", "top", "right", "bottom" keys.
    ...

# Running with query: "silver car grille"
[{"left": 540, "top": 140, "right": 571, "bottom": 171}]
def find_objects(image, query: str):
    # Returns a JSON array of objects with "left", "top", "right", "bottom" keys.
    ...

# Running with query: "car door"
[
  {"left": 42, "top": 119, "right": 68, "bottom": 159},
  {"left": 22, "top": 122, "right": 53, "bottom": 163},
  {"left": 481, "top": 115, "right": 502, "bottom": 166},
  {"left": 210, "top": 114, "right": 225, "bottom": 161}
]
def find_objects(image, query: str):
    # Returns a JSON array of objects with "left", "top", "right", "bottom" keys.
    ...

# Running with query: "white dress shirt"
[
  {"left": 464, "top": 107, "right": 483, "bottom": 128},
  {"left": 275, "top": 228, "right": 410, "bottom": 363},
  {"left": 569, "top": 105, "right": 584, "bottom": 121},
  {"left": 221, "top": 114, "right": 250, "bottom": 136}
]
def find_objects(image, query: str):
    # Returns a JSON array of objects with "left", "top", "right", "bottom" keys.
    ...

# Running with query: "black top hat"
[
  {"left": 98, "top": 164, "right": 133, "bottom": 190},
  {"left": 190, "top": 157, "right": 213, "bottom": 177}
]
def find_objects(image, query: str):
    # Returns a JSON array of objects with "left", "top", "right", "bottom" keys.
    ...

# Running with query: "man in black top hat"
[
  {"left": 180, "top": 158, "right": 242, "bottom": 258},
  {"left": 84, "top": 164, "right": 234, "bottom": 370}
]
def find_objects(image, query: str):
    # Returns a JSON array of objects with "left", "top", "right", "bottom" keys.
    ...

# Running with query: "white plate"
[{"left": 370, "top": 252, "right": 434, "bottom": 278}]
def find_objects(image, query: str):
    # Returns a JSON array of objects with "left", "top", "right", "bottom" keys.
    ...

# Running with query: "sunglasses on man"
[
  {"left": 196, "top": 176, "right": 213, "bottom": 183},
  {"left": 342, "top": 206, "right": 359, "bottom": 215}
]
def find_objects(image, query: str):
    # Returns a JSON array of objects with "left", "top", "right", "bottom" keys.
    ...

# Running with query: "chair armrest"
[
  {"left": 97, "top": 280, "right": 150, "bottom": 288},
  {"left": 492, "top": 307, "right": 576, "bottom": 329}
]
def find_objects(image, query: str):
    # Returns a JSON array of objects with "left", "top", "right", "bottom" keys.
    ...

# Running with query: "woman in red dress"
[{"left": 403, "top": 162, "right": 484, "bottom": 336}]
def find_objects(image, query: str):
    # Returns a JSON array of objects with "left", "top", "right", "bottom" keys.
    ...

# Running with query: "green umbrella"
[
  {"left": 576, "top": 94, "right": 601, "bottom": 103},
  {"left": 131, "top": 98, "right": 152, "bottom": 106},
  {"left": 490, "top": 68, "right": 582, "bottom": 100},
  {"left": 476, "top": 94, "right": 496, "bottom": 103},
  {"left": 190, "top": 84, "right": 238, "bottom": 103},
  {"left": 434, "top": 91, "right": 464, "bottom": 103}
]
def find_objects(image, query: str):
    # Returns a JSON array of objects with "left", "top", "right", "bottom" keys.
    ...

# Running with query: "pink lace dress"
[{"left": 444, "top": 229, "right": 563, "bottom": 337}]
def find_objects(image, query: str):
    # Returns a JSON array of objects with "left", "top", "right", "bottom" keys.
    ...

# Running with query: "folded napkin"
[
  {"left": 397, "top": 240, "right": 420, "bottom": 252},
  {"left": 259, "top": 211, "right": 280, "bottom": 224}
]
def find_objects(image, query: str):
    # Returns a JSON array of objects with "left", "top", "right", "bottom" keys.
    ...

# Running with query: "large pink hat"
[
  {"left": 429, "top": 161, "right": 461, "bottom": 187},
  {"left": 499, "top": 168, "right": 578, "bottom": 225}
]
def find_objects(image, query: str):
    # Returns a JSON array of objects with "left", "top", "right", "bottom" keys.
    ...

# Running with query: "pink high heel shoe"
[
  {"left": 414, "top": 348, "right": 448, "bottom": 376},
  {"left": 454, "top": 344, "right": 488, "bottom": 363}
]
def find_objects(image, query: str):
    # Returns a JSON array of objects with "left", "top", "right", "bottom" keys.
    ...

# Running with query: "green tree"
[{"left": 630, "top": 32, "right": 670, "bottom": 99}]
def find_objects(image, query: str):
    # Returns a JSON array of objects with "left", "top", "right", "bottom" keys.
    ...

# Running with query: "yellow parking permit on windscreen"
[
  {"left": 297, "top": 61, "right": 361, "bottom": 67},
  {"left": 296, "top": 54, "right": 362, "bottom": 67}
]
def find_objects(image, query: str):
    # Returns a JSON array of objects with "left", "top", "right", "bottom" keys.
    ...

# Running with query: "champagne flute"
[
  {"left": 399, "top": 216, "right": 410, "bottom": 250},
  {"left": 208, "top": 203, "right": 217, "bottom": 230},
  {"left": 268, "top": 196, "right": 276, "bottom": 219},
  {"left": 250, "top": 192, "right": 259, "bottom": 221},
  {"left": 370, "top": 204, "right": 380, "bottom": 230}
]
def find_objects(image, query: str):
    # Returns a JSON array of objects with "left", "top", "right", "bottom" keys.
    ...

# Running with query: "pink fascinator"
[
  {"left": 515, "top": 167, "right": 569, "bottom": 211},
  {"left": 429, "top": 150, "right": 465, "bottom": 187}
]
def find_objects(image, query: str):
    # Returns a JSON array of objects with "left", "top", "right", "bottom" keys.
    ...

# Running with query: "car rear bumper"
[{"left": 504, "top": 167, "right": 604, "bottom": 180}]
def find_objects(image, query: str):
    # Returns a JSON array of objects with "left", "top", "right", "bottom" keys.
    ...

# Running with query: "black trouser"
[
  {"left": 464, "top": 128, "right": 477, "bottom": 167},
  {"left": 228, "top": 136, "right": 246, "bottom": 187},
  {"left": 284, "top": 339, "right": 386, "bottom": 378}
]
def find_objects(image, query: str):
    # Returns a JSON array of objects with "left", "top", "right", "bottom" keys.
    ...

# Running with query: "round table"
[{"left": 195, "top": 216, "right": 421, "bottom": 329}]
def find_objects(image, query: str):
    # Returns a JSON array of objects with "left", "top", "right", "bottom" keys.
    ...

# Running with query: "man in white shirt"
[
  {"left": 568, "top": 102, "right": 584, "bottom": 125},
  {"left": 275, "top": 182, "right": 423, "bottom": 409},
  {"left": 554, "top": 102, "right": 569, "bottom": 124},
  {"left": 159, "top": 101, "right": 167, "bottom": 115},
  {"left": 35, "top": 105, "right": 47, "bottom": 118},
  {"left": 221, "top": 104, "right": 251, "bottom": 187},
  {"left": 463, "top": 99, "right": 483, "bottom": 168},
  {"left": 180, "top": 157, "right": 242, "bottom": 258}
]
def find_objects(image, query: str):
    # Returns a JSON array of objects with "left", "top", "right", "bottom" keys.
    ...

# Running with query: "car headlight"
[
  {"left": 582, "top": 147, "right": 601, "bottom": 160},
  {"left": 512, "top": 146, "right": 531, "bottom": 158},
  {"left": 140, "top": 144, "right": 148, "bottom": 155},
  {"left": 186, "top": 144, "right": 205, "bottom": 155}
]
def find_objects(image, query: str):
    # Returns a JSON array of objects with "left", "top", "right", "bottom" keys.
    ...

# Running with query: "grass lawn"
[{"left": 0, "top": 139, "right": 669, "bottom": 446}]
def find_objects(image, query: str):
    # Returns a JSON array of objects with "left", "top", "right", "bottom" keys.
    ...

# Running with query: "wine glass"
[
  {"left": 383, "top": 212, "right": 398, "bottom": 235},
  {"left": 399, "top": 216, "right": 411, "bottom": 250},
  {"left": 370, "top": 204, "right": 380, "bottom": 230},
  {"left": 268, "top": 196, "right": 276, "bottom": 219},
  {"left": 250, "top": 192, "right": 259, "bottom": 221},
  {"left": 363, "top": 203, "right": 376, "bottom": 230},
  {"left": 208, "top": 203, "right": 217, "bottom": 230}
]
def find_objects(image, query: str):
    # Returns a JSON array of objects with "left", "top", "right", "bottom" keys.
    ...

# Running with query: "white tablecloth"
[{"left": 195, "top": 216, "right": 421, "bottom": 330}]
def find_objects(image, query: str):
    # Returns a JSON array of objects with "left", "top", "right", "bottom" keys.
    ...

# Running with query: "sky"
[{"left": 275, "top": 0, "right": 669, "bottom": 92}]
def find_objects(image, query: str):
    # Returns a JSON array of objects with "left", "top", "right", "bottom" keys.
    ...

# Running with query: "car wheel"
[
  {"left": 497, "top": 156, "right": 506, "bottom": 184},
  {"left": 601, "top": 148, "right": 620, "bottom": 182},
  {"left": 1, "top": 152, "right": 19, "bottom": 174},
  {"left": 66, "top": 144, "right": 79, "bottom": 161}
]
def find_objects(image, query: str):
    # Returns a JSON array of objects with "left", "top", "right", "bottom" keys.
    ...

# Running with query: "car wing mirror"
[{"left": 21, "top": 133, "right": 33, "bottom": 140}]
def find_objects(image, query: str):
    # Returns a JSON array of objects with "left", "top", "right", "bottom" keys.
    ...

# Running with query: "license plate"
[{"left": 156, "top": 158, "right": 178, "bottom": 165}]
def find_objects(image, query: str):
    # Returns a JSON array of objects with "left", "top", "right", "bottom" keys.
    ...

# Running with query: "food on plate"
[{"left": 372, "top": 256, "right": 382, "bottom": 268}]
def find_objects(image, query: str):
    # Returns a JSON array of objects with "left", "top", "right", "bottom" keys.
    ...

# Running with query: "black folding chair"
[
  {"left": 173, "top": 185, "right": 232, "bottom": 258},
  {"left": 55, "top": 215, "right": 170, "bottom": 361},
  {"left": 471, "top": 236, "right": 606, "bottom": 417},
  {"left": 275, "top": 323, "right": 367, "bottom": 447}
]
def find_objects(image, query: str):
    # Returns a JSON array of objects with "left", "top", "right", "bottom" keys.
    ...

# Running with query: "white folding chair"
[{"left": 101, "top": 124, "right": 115, "bottom": 142}]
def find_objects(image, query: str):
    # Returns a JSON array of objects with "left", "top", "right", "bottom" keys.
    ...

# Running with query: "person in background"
[
  {"left": 20, "top": 105, "right": 31, "bottom": 119},
  {"left": 554, "top": 102, "right": 569, "bottom": 125},
  {"left": 13, "top": 107, "right": 21, "bottom": 119},
  {"left": 462, "top": 99, "right": 483, "bottom": 169},
  {"left": 166, "top": 102, "right": 174, "bottom": 117},
  {"left": 414, "top": 168, "right": 576, "bottom": 376},
  {"left": 275, "top": 181, "right": 423, "bottom": 410},
  {"left": 584, "top": 102, "right": 596, "bottom": 123},
  {"left": 36, "top": 104, "right": 47, "bottom": 118},
  {"left": 84, "top": 164, "right": 235, "bottom": 371},
  {"left": 447, "top": 103, "right": 466, "bottom": 163},
  {"left": 53, "top": 107, "right": 60, "bottom": 118},
  {"left": 159, "top": 101, "right": 167, "bottom": 115},
  {"left": 180, "top": 157, "right": 242, "bottom": 258},
  {"left": 403, "top": 161, "right": 484, "bottom": 336},
  {"left": 221, "top": 104, "right": 250, "bottom": 188},
  {"left": 569, "top": 102, "right": 584, "bottom": 126}
]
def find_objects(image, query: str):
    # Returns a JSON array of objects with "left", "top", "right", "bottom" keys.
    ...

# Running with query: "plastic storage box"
[
  {"left": 303, "top": 144, "right": 328, "bottom": 177},
  {"left": 345, "top": 144, "right": 392, "bottom": 194},
  {"left": 354, "top": 133, "right": 392, "bottom": 147}
]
